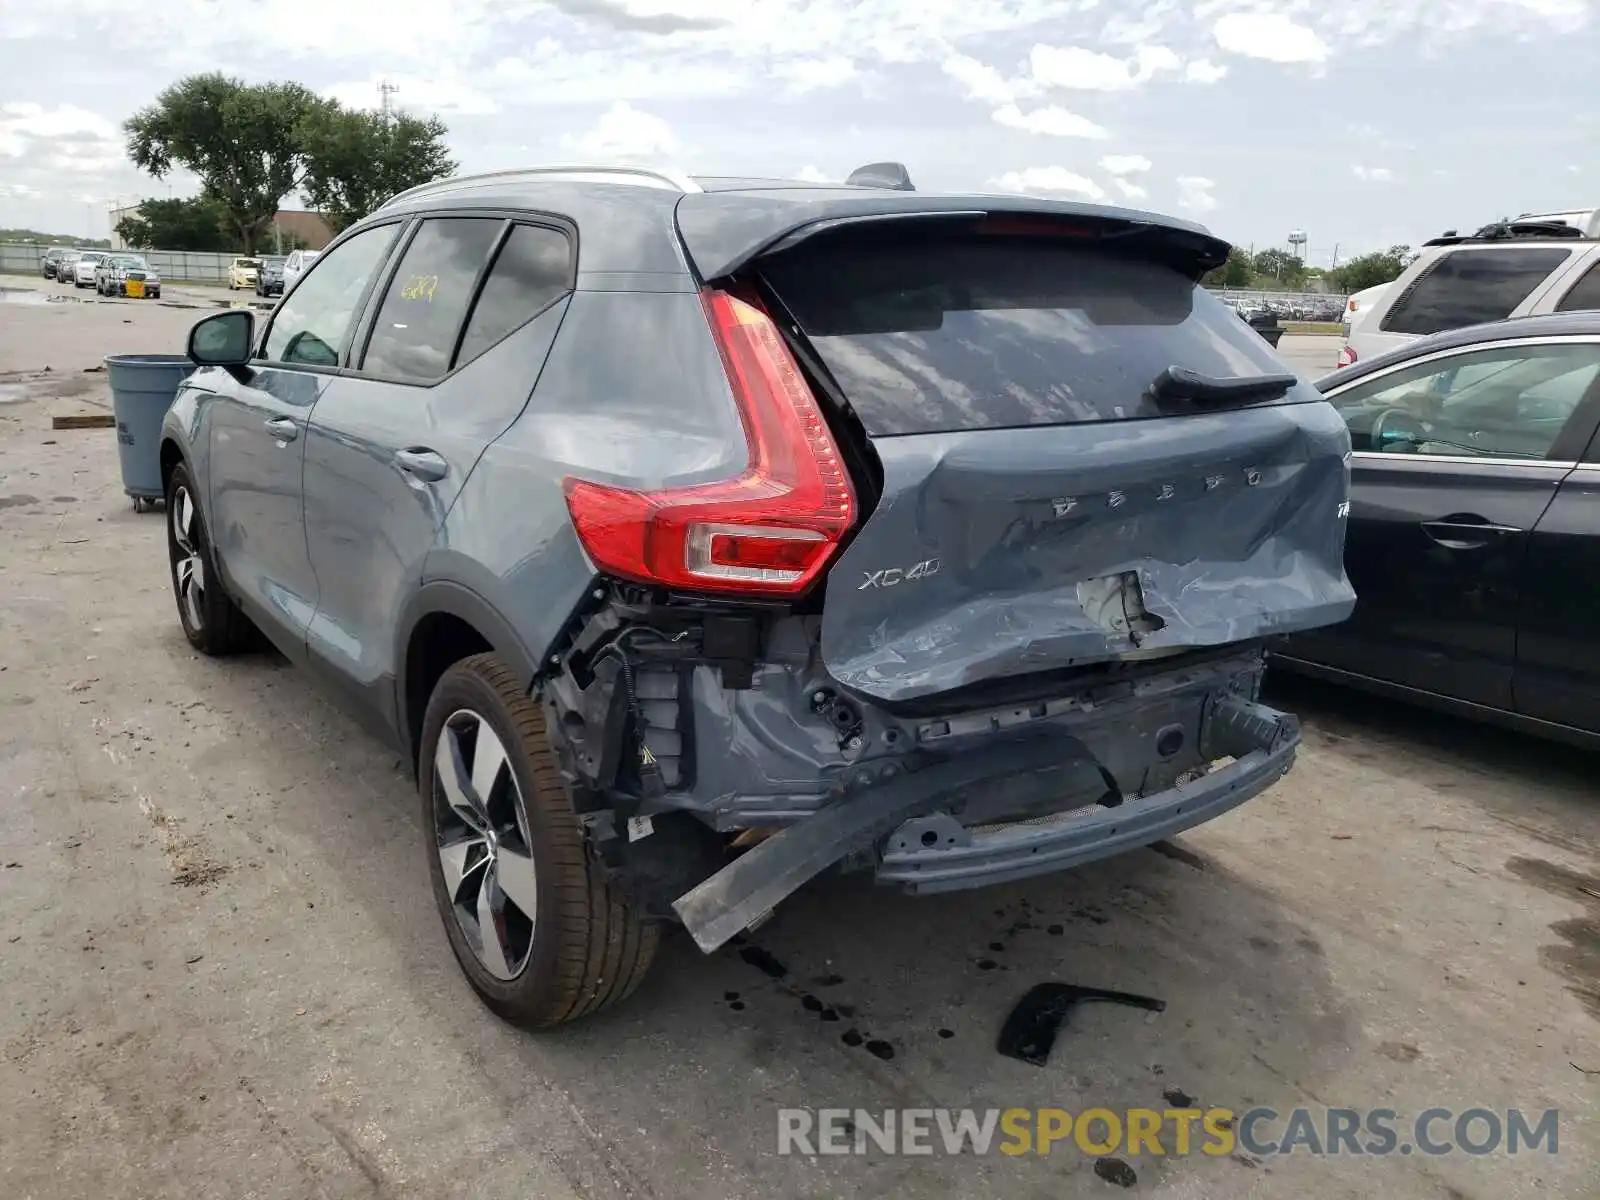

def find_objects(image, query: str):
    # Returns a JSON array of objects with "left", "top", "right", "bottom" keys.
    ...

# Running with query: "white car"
[
  {"left": 1340, "top": 282, "right": 1391, "bottom": 336},
  {"left": 1338, "top": 225, "right": 1600, "bottom": 369},
  {"left": 73, "top": 250, "right": 110, "bottom": 288},
  {"left": 281, "top": 248, "right": 320, "bottom": 291}
]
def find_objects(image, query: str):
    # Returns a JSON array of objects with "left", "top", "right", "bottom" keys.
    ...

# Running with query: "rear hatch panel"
[
  {"left": 746, "top": 212, "right": 1355, "bottom": 706},
  {"left": 819, "top": 405, "right": 1352, "bottom": 705}
]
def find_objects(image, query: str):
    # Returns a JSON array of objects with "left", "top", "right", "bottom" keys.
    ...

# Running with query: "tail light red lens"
[
  {"left": 1335, "top": 345, "right": 1357, "bottom": 369},
  {"left": 563, "top": 289, "right": 856, "bottom": 596}
]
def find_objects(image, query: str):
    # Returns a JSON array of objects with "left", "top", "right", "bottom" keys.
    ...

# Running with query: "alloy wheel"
[
  {"left": 171, "top": 485, "right": 206, "bottom": 631},
  {"left": 433, "top": 709, "right": 539, "bottom": 981}
]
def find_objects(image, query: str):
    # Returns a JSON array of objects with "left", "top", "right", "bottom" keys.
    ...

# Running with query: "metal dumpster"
[{"left": 105, "top": 354, "right": 195, "bottom": 512}]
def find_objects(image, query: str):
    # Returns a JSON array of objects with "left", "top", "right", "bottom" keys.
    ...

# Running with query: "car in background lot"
[
  {"left": 228, "top": 257, "right": 261, "bottom": 290},
  {"left": 255, "top": 256, "right": 285, "bottom": 297},
  {"left": 1276, "top": 311, "right": 1600, "bottom": 747},
  {"left": 280, "top": 248, "right": 319, "bottom": 290},
  {"left": 72, "top": 251, "right": 110, "bottom": 289},
  {"left": 1340, "top": 222, "right": 1600, "bottom": 368},
  {"left": 41, "top": 248, "right": 66, "bottom": 280},
  {"left": 159, "top": 164, "right": 1354, "bottom": 1026},
  {"left": 56, "top": 250, "right": 83, "bottom": 285},
  {"left": 96, "top": 253, "right": 162, "bottom": 299}
]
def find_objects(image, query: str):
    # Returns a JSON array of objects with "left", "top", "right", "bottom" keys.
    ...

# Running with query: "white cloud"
[
  {"left": 1030, "top": 43, "right": 1183, "bottom": 90},
  {"left": 993, "top": 103, "right": 1109, "bottom": 139},
  {"left": 1112, "top": 178, "right": 1148, "bottom": 201},
  {"left": 941, "top": 52, "right": 1054, "bottom": 109},
  {"left": 1213, "top": 13, "right": 1329, "bottom": 63},
  {"left": 1100, "top": 154, "right": 1152, "bottom": 176},
  {"left": 1185, "top": 59, "right": 1228, "bottom": 84},
  {"left": 1351, "top": 165, "right": 1396, "bottom": 182},
  {"left": 774, "top": 55, "right": 856, "bottom": 93},
  {"left": 0, "top": 102, "right": 120, "bottom": 148},
  {"left": 1176, "top": 176, "right": 1218, "bottom": 213},
  {"left": 568, "top": 100, "right": 680, "bottom": 159},
  {"left": 794, "top": 164, "right": 831, "bottom": 182},
  {"left": 990, "top": 167, "right": 1106, "bottom": 202}
]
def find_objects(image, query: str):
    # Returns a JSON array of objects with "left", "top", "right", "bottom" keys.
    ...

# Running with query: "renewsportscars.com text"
[{"left": 776, "top": 1106, "right": 1559, "bottom": 1158}]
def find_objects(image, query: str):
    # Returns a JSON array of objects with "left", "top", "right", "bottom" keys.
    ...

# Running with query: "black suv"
[{"left": 163, "top": 164, "right": 1353, "bottom": 1027}]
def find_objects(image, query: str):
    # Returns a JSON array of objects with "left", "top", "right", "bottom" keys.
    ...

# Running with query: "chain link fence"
[{"left": 0, "top": 242, "right": 245, "bottom": 285}]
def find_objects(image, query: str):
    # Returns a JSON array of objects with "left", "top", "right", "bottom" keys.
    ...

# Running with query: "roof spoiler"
[{"left": 845, "top": 162, "right": 915, "bottom": 191}]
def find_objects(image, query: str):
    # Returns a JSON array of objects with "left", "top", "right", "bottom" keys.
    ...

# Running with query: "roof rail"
[
  {"left": 379, "top": 165, "right": 703, "bottom": 210},
  {"left": 1423, "top": 218, "right": 1594, "bottom": 248}
]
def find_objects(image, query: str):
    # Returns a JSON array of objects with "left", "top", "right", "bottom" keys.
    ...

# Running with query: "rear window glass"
[
  {"left": 1380, "top": 248, "right": 1572, "bottom": 336},
  {"left": 1556, "top": 261, "right": 1600, "bottom": 313},
  {"left": 762, "top": 238, "right": 1298, "bottom": 435},
  {"left": 455, "top": 224, "right": 572, "bottom": 366}
]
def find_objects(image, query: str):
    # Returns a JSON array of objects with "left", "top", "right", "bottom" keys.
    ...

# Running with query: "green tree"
[
  {"left": 298, "top": 105, "right": 455, "bottom": 234},
  {"left": 1202, "top": 245, "right": 1254, "bottom": 288},
  {"left": 113, "top": 197, "right": 233, "bottom": 251},
  {"left": 1252, "top": 248, "right": 1306, "bottom": 287},
  {"left": 1330, "top": 245, "right": 1416, "bottom": 293},
  {"left": 124, "top": 74, "right": 319, "bottom": 255}
]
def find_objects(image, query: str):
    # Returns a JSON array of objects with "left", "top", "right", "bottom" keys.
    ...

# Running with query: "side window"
[
  {"left": 359, "top": 218, "right": 504, "bottom": 382},
  {"left": 1380, "top": 248, "right": 1573, "bottom": 336},
  {"left": 263, "top": 224, "right": 398, "bottom": 367},
  {"left": 1331, "top": 343, "right": 1600, "bottom": 460},
  {"left": 1556, "top": 261, "right": 1600, "bottom": 313},
  {"left": 455, "top": 224, "right": 574, "bottom": 366}
]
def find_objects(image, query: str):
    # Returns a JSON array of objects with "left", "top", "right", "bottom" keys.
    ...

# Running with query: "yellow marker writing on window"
[{"left": 400, "top": 274, "right": 440, "bottom": 302}]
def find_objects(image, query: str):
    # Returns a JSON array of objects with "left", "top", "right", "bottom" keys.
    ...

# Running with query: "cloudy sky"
[{"left": 1, "top": 0, "right": 1595, "bottom": 263}]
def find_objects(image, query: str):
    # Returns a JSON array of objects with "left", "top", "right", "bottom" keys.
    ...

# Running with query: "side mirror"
[{"left": 187, "top": 310, "right": 256, "bottom": 367}]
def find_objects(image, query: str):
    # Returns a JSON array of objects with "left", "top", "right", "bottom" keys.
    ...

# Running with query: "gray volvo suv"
[{"left": 161, "top": 164, "right": 1355, "bottom": 1027}]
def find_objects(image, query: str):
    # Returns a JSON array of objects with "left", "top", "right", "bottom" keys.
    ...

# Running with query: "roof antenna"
[{"left": 845, "top": 162, "right": 915, "bottom": 191}]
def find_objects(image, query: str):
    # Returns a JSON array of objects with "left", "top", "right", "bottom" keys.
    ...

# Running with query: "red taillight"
[
  {"left": 1335, "top": 345, "right": 1357, "bottom": 369},
  {"left": 562, "top": 289, "right": 856, "bottom": 597}
]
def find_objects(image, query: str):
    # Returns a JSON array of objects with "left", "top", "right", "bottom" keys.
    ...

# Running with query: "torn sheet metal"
[{"left": 820, "top": 400, "right": 1355, "bottom": 704}]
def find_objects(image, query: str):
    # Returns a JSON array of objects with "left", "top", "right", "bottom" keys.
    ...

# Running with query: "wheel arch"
[{"left": 396, "top": 582, "right": 539, "bottom": 778}]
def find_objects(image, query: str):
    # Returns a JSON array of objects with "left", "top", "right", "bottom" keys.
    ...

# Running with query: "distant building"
[{"left": 107, "top": 206, "right": 334, "bottom": 252}]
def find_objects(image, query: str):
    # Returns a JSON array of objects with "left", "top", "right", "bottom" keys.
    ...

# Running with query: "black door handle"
[{"left": 1421, "top": 516, "right": 1520, "bottom": 549}]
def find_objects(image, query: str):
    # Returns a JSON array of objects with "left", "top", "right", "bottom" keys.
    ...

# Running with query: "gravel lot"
[{"left": 1, "top": 283, "right": 1596, "bottom": 1199}]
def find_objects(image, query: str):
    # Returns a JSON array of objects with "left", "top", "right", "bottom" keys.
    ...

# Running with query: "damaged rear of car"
[{"left": 540, "top": 195, "right": 1355, "bottom": 967}]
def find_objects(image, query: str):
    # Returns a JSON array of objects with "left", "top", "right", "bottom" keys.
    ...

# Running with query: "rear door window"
[
  {"left": 1329, "top": 342, "right": 1600, "bottom": 458},
  {"left": 761, "top": 238, "right": 1301, "bottom": 436},
  {"left": 1555, "top": 260, "right": 1600, "bottom": 313},
  {"left": 1380, "top": 248, "right": 1573, "bottom": 336},
  {"left": 455, "top": 223, "right": 573, "bottom": 366},
  {"left": 359, "top": 218, "right": 505, "bottom": 382}
]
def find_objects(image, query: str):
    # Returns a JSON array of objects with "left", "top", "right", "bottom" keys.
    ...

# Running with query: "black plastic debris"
[
  {"left": 1093, "top": 1157, "right": 1138, "bottom": 1187},
  {"left": 997, "top": 983, "right": 1167, "bottom": 1067}
]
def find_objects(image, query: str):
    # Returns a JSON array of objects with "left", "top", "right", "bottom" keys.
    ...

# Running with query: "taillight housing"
[
  {"left": 1335, "top": 345, "right": 1357, "bottom": 369},
  {"left": 563, "top": 289, "right": 856, "bottom": 597}
]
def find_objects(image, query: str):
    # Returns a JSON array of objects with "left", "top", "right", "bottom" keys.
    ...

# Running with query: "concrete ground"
[{"left": 1, "top": 288, "right": 1595, "bottom": 1199}]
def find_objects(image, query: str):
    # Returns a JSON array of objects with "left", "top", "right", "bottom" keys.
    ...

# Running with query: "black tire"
[
  {"left": 420, "top": 653, "right": 659, "bottom": 1027},
  {"left": 165, "top": 462, "right": 251, "bottom": 655}
]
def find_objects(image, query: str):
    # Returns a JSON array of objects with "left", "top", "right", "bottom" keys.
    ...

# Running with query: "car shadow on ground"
[
  {"left": 1265, "top": 672, "right": 1597, "bottom": 852},
  {"left": 191, "top": 644, "right": 1356, "bottom": 1196}
]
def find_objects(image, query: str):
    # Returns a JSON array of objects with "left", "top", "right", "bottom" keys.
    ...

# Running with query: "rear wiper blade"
[{"left": 1148, "top": 366, "right": 1297, "bottom": 407}]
